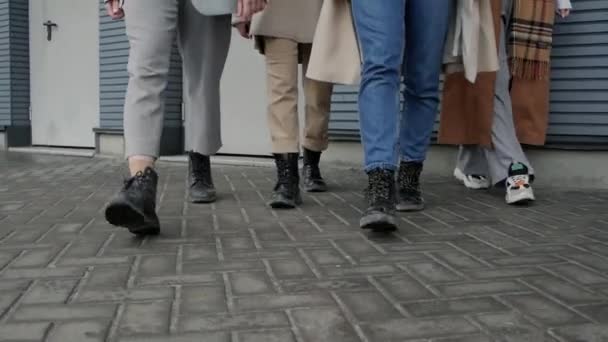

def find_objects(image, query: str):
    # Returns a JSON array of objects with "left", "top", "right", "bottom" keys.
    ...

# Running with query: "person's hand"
[
  {"left": 237, "top": 0, "right": 266, "bottom": 20},
  {"left": 235, "top": 22, "right": 251, "bottom": 39},
  {"left": 105, "top": 0, "right": 124, "bottom": 20},
  {"left": 557, "top": 8, "right": 571, "bottom": 18}
]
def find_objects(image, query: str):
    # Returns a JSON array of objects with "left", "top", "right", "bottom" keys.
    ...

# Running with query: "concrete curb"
[{"left": 7, "top": 142, "right": 608, "bottom": 190}]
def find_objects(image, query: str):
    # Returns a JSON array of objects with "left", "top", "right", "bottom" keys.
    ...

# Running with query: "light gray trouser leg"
[
  {"left": 123, "top": 0, "right": 231, "bottom": 158},
  {"left": 457, "top": 8, "right": 533, "bottom": 185},
  {"left": 180, "top": 2, "right": 231, "bottom": 155},
  {"left": 457, "top": 145, "right": 489, "bottom": 177}
]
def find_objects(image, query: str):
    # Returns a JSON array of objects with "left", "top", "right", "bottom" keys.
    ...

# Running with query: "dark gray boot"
[
  {"left": 360, "top": 168, "right": 397, "bottom": 232},
  {"left": 302, "top": 148, "right": 328, "bottom": 192},
  {"left": 396, "top": 161, "right": 424, "bottom": 212},
  {"left": 269, "top": 153, "right": 302, "bottom": 209},
  {"left": 105, "top": 167, "right": 160, "bottom": 236},
  {"left": 188, "top": 152, "right": 216, "bottom": 203}
]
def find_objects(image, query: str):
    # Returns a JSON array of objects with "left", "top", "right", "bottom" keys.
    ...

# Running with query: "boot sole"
[
  {"left": 360, "top": 213, "right": 398, "bottom": 232},
  {"left": 396, "top": 202, "right": 425, "bottom": 212},
  {"left": 304, "top": 184, "right": 328, "bottom": 193},
  {"left": 506, "top": 195, "right": 535, "bottom": 206},
  {"left": 189, "top": 193, "right": 217, "bottom": 204},
  {"left": 269, "top": 194, "right": 303, "bottom": 209},
  {"left": 270, "top": 201, "right": 296, "bottom": 209},
  {"left": 105, "top": 201, "right": 160, "bottom": 236},
  {"left": 506, "top": 188, "right": 535, "bottom": 205}
]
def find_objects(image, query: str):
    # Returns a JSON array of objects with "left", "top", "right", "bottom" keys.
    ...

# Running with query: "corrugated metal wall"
[
  {"left": 7, "top": 0, "right": 28, "bottom": 127},
  {"left": 548, "top": 0, "right": 608, "bottom": 145},
  {"left": 98, "top": 2, "right": 183, "bottom": 130},
  {"left": 0, "top": 0, "right": 11, "bottom": 126},
  {"left": 329, "top": 1, "right": 608, "bottom": 146},
  {"left": 0, "top": 0, "right": 29, "bottom": 128}
]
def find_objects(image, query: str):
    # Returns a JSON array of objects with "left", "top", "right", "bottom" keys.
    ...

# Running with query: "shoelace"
[
  {"left": 123, "top": 170, "right": 145, "bottom": 189},
  {"left": 368, "top": 171, "right": 392, "bottom": 204},
  {"left": 398, "top": 167, "right": 421, "bottom": 192},
  {"left": 304, "top": 164, "right": 322, "bottom": 181},
  {"left": 275, "top": 158, "right": 292, "bottom": 187},
  {"left": 508, "top": 174, "right": 528, "bottom": 189},
  {"left": 191, "top": 160, "right": 212, "bottom": 186}
]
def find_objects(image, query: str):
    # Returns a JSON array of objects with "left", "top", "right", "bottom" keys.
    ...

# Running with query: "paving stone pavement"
[{"left": 1, "top": 152, "right": 608, "bottom": 342}]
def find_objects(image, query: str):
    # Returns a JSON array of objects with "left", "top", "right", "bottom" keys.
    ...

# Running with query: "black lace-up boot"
[
  {"left": 396, "top": 161, "right": 424, "bottom": 212},
  {"left": 188, "top": 152, "right": 216, "bottom": 203},
  {"left": 105, "top": 167, "right": 160, "bottom": 236},
  {"left": 302, "top": 148, "right": 327, "bottom": 192},
  {"left": 269, "top": 153, "right": 301, "bottom": 209},
  {"left": 360, "top": 168, "right": 397, "bottom": 232}
]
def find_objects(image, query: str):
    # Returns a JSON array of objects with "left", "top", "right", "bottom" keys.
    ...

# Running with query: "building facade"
[{"left": 1, "top": 0, "right": 607, "bottom": 153}]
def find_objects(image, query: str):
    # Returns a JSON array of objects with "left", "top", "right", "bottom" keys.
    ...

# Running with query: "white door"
[
  {"left": 219, "top": 32, "right": 271, "bottom": 156},
  {"left": 218, "top": 32, "right": 306, "bottom": 156},
  {"left": 30, "top": 0, "right": 99, "bottom": 148}
]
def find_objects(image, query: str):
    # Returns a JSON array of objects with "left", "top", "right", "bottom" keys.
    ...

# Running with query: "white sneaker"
[
  {"left": 505, "top": 162, "right": 535, "bottom": 205},
  {"left": 454, "top": 168, "right": 491, "bottom": 190}
]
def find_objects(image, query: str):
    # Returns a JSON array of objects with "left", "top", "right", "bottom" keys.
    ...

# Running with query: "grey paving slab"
[{"left": 0, "top": 152, "right": 607, "bottom": 341}]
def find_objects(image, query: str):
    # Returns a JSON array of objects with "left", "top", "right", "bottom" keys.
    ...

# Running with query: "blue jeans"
[{"left": 352, "top": 0, "right": 450, "bottom": 171}]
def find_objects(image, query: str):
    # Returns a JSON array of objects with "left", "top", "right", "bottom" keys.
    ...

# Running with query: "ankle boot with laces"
[
  {"left": 269, "top": 153, "right": 301, "bottom": 209},
  {"left": 361, "top": 168, "right": 397, "bottom": 232},
  {"left": 302, "top": 148, "right": 328, "bottom": 193},
  {"left": 105, "top": 167, "right": 160, "bottom": 236},
  {"left": 188, "top": 152, "right": 216, "bottom": 203},
  {"left": 396, "top": 161, "right": 425, "bottom": 212}
]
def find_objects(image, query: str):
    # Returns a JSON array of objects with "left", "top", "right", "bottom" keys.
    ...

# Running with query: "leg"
[
  {"left": 300, "top": 43, "right": 333, "bottom": 192},
  {"left": 179, "top": 1, "right": 231, "bottom": 204},
  {"left": 106, "top": 0, "right": 179, "bottom": 235},
  {"left": 300, "top": 43, "right": 333, "bottom": 153},
  {"left": 351, "top": 0, "right": 404, "bottom": 172},
  {"left": 264, "top": 37, "right": 302, "bottom": 209},
  {"left": 123, "top": 0, "right": 179, "bottom": 163},
  {"left": 179, "top": 2, "right": 231, "bottom": 156},
  {"left": 455, "top": 145, "right": 491, "bottom": 190},
  {"left": 400, "top": 0, "right": 451, "bottom": 163},
  {"left": 396, "top": 0, "right": 450, "bottom": 211},
  {"left": 483, "top": 8, "right": 535, "bottom": 204},
  {"left": 458, "top": 146, "right": 489, "bottom": 176},
  {"left": 483, "top": 13, "right": 533, "bottom": 186},
  {"left": 351, "top": 0, "right": 405, "bottom": 231},
  {"left": 264, "top": 37, "right": 300, "bottom": 154}
]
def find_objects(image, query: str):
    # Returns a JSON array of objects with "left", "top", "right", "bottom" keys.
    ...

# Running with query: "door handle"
[{"left": 43, "top": 20, "right": 58, "bottom": 41}]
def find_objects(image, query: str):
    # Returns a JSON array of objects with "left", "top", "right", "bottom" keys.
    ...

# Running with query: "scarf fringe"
[
  {"left": 510, "top": 57, "right": 550, "bottom": 81},
  {"left": 508, "top": 0, "right": 555, "bottom": 80}
]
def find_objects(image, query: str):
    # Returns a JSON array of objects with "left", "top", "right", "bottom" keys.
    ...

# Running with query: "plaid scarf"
[{"left": 509, "top": 0, "right": 556, "bottom": 80}]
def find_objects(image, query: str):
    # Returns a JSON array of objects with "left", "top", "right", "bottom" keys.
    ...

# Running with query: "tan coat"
[
  {"left": 438, "top": 0, "right": 551, "bottom": 146},
  {"left": 307, "top": 0, "right": 361, "bottom": 85},
  {"left": 250, "top": 0, "right": 323, "bottom": 53}
]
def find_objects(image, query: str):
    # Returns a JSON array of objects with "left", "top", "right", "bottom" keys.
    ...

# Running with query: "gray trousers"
[
  {"left": 457, "top": 4, "right": 533, "bottom": 185},
  {"left": 123, "top": 0, "right": 231, "bottom": 158}
]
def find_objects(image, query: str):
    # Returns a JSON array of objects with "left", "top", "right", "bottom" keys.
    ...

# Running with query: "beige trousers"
[{"left": 264, "top": 37, "right": 334, "bottom": 154}]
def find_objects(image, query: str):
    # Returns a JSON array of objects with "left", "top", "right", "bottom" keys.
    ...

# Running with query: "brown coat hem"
[{"left": 438, "top": 0, "right": 551, "bottom": 147}]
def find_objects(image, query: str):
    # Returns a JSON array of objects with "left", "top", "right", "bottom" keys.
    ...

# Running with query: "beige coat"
[
  {"left": 250, "top": 0, "right": 323, "bottom": 50},
  {"left": 443, "top": 0, "right": 499, "bottom": 82},
  {"left": 307, "top": 0, "right": 361, "bottom": 85}
]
